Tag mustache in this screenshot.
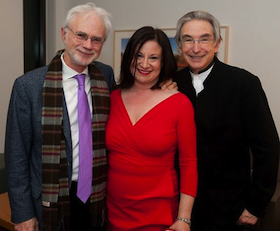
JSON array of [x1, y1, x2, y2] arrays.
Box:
[[77, 47, 95, 55]]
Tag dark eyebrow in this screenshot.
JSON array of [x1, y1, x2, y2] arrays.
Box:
[[182, 33, 212, 39], [200, 33, 212, 38], [181, 34, 192, 39]]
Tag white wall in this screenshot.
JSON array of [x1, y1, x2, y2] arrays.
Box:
[[0, 1, 23, 153], [0, 1, 278, 153], [46, 0, 280, 136]]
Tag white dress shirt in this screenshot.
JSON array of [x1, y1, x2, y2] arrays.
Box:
[[190, 65, 213, 95], [61, 53, 93, 181]]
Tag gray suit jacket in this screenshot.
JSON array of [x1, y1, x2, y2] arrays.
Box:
[[4, 61, 115, 225]]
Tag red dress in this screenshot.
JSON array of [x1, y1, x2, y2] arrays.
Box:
[[105, 89, 197, 231]]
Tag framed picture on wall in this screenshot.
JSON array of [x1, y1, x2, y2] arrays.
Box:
[[219, 26, 229, 64], [113, 26, 229, 81]]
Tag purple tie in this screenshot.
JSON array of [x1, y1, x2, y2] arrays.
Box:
[[74, 74, 92, 203]]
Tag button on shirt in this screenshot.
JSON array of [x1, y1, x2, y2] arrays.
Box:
[[61, 53, 93, 181]]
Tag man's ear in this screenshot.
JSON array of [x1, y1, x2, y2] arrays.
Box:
[[61, 27, 67, 43], [178, 46, 182, 54]]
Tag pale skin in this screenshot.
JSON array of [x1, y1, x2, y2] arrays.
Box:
[[169, 193, 194, 231], [179, 19, 258, 226], [122, 40, 194, 231], [61, 13, 106, 73], [178, 20, 221, 75], [14, 218, 39, 231], [237, 209, 258, 226]]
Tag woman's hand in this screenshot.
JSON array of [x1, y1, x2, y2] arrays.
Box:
[[169, 219, 191, 231]]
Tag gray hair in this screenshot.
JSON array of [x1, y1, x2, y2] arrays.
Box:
[[63, 2, 112, 40], [175, 11, 221, 47]]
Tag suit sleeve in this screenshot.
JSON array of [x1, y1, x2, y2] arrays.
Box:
[[5, 77, 37, 223], [242, 75, 279, 217]]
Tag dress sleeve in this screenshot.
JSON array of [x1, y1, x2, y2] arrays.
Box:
[[176, 94, 198, 197]]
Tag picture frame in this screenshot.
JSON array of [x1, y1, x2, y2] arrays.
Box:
[[219, 26, 229, 64], [113, 26, 229, 80]]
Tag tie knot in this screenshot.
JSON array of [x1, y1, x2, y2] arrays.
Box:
[[75, 74, 86, 87]]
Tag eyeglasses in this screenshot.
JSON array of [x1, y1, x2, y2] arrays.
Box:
[[66, 26, 105, 46], [181, 37, 213, 47]]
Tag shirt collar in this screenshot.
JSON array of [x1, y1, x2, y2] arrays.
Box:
[[60, 52, 88, 80], [190, 63, 214, 82]]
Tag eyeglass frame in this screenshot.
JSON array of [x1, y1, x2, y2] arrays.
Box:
[[181, 35, 213, 47], [65, 25, 105, 46]]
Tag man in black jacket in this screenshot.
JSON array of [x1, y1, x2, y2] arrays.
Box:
[[174, 11, 279, 231]]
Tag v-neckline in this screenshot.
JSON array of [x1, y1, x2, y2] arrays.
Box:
[[118, 90, 180, 127]]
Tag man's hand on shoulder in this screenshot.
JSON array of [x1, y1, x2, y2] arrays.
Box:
[[236, 209, 258, 226], [14, 217, 39, 231], [160, 78, 178, 90]]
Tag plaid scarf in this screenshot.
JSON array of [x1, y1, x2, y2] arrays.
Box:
[[41, 50, 110, 230]]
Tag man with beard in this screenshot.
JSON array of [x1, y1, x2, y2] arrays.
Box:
[[5, 3, 113, 231]]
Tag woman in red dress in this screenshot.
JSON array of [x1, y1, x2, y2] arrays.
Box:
[[105, 26, 197, 231]]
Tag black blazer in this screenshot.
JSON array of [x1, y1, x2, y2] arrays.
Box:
[[174, 58, 279, 225]]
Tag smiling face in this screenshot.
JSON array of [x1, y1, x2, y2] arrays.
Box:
[[61, 13, 106, 73], [178, 19, 220, 74], [130, 40, 162, 88]]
